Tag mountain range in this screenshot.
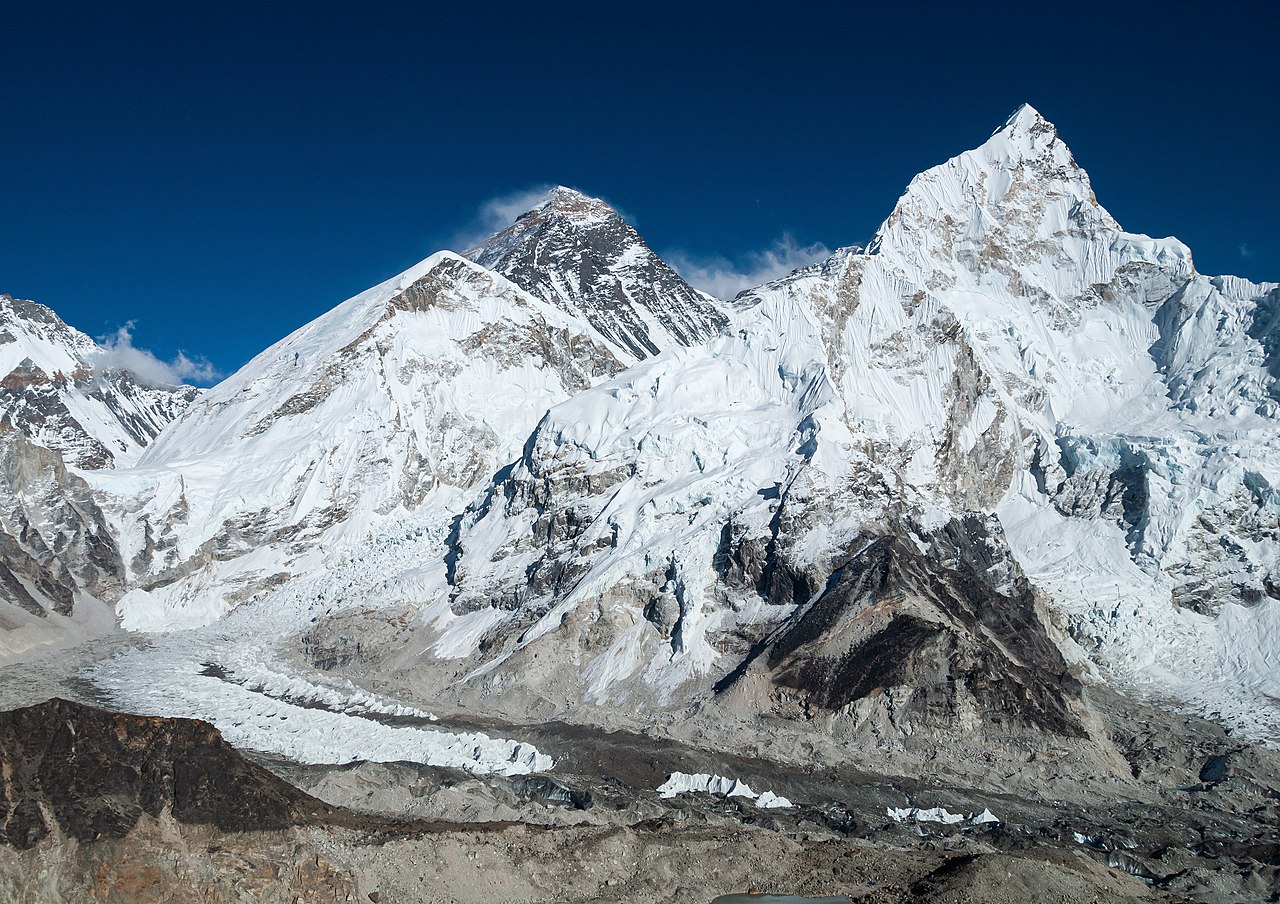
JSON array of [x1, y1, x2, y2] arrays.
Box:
[[2, 103, 1278, 794]]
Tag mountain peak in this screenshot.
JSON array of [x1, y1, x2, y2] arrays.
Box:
[[983, 102, 1064, 162], [0, 293, 197, 469], [501, 186, 618, 230], [996, 102, 1049, 133], [546, 185, 613, 212], [465, 188, 727, 361], [865, 102, 1195, 297]]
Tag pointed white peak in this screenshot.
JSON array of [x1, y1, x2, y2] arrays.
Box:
[[975, 102, 1077, 173], [866, 102, 1192, 295], [992, 103, 1057, 144]]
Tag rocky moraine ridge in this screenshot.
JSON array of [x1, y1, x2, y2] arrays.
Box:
[[0, 105, 1278, 902]]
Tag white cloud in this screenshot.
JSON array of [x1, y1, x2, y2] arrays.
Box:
[[665, 234, 832, 300], [1240, 242, 1256, 258], [449, 185, 556, 252], [91, 323, 220, 387]]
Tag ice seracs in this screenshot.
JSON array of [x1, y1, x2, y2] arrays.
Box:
[[657, 772, 792, 808], [887, 806, 999, 826]]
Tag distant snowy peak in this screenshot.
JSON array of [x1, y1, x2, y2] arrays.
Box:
[[465, 186, 728, 362], [0, 294, 198, 469]]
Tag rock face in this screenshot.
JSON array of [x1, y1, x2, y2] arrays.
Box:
[[0, 698, 333, 849], [0, 294, 198, 657], [752, 516, 1086, 738], [467, 186, 728, 361], [0, 698, 377, 904], [0, 425, 122, 621]]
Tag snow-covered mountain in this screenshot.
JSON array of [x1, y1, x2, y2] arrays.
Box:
[[95, 250, 636, 631], [5, 105, 1279, 772], [97, 189, 739, 633], [0, 295, 198, 470], [329, 105, 1280, 747], [0, 295, 198, 660]]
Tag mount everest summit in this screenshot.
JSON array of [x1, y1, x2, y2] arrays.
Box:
[[2, 104, 1279, 784]]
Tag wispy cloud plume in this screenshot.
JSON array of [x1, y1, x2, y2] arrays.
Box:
[[91, 323, 220, 387], [449, 185, 556, 252], [664, 235, 832, 300], [448, 185, 633, 253], [1239, 242, 1256, 258]]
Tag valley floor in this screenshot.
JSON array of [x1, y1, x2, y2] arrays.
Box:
[[0, 638, 1276, 904]]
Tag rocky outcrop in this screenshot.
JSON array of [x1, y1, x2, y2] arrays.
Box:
[[0, 698, 340, 850], [0, 424, 123, 620], [756, 516, 1085, 738]]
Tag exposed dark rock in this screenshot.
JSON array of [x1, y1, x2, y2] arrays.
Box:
[[0, 698, 340, 849], [761, 515, 1085, 738]]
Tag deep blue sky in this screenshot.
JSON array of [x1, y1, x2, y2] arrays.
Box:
[[2, 1, 1276, 381]]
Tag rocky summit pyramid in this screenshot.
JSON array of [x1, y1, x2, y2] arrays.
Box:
[[466, 186, 728, 360], [2, 104, 1280, 901]]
